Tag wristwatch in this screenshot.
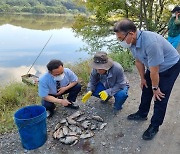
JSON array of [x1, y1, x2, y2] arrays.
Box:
[[152, 86, 158, 91]]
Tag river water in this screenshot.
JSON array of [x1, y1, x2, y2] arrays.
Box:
[[0, 14, 90, 84]]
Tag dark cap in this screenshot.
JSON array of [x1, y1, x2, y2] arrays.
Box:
[[171, 6, 180, 13], [91, 52, 113, 70]]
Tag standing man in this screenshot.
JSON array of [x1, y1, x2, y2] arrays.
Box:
[[167, 6, 180, 49], [114, 19, 180, 140], [82, 52, 129, 114], [38, 59, 81, 118]]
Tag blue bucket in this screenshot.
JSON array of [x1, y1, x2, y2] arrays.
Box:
[[14, 105, 47, 150]]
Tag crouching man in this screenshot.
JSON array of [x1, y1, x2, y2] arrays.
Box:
[[82, 52, 129, 115], [38, 59, 81, 118]]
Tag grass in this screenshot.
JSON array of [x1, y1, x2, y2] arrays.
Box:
[[0, 51, 134, 134], [0, 82, 40, 134]]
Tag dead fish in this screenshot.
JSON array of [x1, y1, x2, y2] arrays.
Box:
[[60, 136, 78, 145], [67, 131, 78, 136], [54, 122, 61, 130], [81, 120, 91, 129], [76, 116, 87, 122], [66, 117, 77, 125], [69, 125, 82, 135], [99, 123, 107, 130], [90, 124, 97, 130], [92, 115, 104, 122], [80, 130, 94, 139], [69, 111, 84, 119], [53, 128, 64, 139], [62, 125, 69, 135], [60, 118, 67, 124]]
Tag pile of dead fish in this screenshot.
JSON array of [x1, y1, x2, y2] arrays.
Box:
[[53, 110, 107, 146]]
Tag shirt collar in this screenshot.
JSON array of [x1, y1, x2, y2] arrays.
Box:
[[136, 30, 142, 48]]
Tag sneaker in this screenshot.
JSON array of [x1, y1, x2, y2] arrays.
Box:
[[65, 102, 79, 109], [142, 124, 159, 140], [127, 112, 147, 121], [46, 110, 54, 118]]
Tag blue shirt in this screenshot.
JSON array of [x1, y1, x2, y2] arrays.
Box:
[[38, 68, 78, 98], [130, 30, 180, 72]]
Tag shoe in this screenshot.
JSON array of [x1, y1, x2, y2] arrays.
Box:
[[46, 110, 54, 118], [127, 112, 147, 121], [142, 125, 159, 140], [65, 102, 79, 109]]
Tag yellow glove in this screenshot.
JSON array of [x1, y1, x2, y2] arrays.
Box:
[[82, 91, 92, 103], [99, 91, 108, 101]]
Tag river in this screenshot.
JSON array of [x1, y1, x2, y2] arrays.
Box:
[[0, 14, 90, 84]]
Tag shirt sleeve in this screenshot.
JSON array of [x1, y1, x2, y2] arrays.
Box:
[[87, 69, 100, 92], [66, 68, 78, 82], [38, 80, 49, 98], [146, 41, 164, 67], [105, 66, 127, 96]]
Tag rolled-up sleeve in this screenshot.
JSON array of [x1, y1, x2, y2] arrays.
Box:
[[66, 68, 78, 82], [38, 80, 49, 98], [146, 41, 164, 67]]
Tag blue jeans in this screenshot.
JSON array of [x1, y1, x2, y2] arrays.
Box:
[[138, 59, 180, 127], [168, 34, 180, 49], [41, 83, 81, 111], [92, 82, 129, 110]]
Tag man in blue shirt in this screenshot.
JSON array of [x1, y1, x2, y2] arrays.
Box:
[[38, 59, 81, 118], [114, 19, 180, 140]]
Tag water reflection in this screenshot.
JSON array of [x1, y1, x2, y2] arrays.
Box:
[[0, 14, 90, 84]]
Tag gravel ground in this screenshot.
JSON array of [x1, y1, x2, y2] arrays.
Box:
[[0, 69, 180, 154]]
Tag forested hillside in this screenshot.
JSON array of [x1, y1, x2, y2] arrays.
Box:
[[0, 0, 86, 14]]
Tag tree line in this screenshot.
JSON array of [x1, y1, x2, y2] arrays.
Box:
[[0, 0, 86, 14], [73, 0, 179, 54]]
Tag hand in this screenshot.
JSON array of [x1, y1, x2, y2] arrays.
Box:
[[57, 87, 67, 95], [176, 12, 180, 17], [82, 91, 92, 103], [99, 91, 108, 101], [153, 87, 165, 101], [60, 99, 71, 106], [140, 78, 148, 89]]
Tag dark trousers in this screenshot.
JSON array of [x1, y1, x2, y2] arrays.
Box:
[[138, 59, 180, 127], [41, 83, 81, 111]]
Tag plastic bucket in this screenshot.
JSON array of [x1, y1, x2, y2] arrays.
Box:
[[14, 105, 47, 150]]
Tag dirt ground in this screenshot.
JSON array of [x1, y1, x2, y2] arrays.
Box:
[[0, 69, 180, 154]]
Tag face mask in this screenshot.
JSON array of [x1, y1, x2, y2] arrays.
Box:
[[54, 73, 65, 81], [172, 13, 176, 17], [119, 40, 132, 48]]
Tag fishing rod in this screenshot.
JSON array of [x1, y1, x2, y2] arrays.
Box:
[[26, 34, 53, 75]]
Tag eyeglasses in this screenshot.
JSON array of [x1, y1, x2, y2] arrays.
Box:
[[118, 32, 129, 42]]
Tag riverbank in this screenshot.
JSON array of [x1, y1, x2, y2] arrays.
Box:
[[0, 69, 180, 154]]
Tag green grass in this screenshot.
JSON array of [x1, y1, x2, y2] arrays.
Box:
[[0, 82, 40, 134], [109, 50, 135, 72]]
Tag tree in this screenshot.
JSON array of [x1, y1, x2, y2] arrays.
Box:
[[73, 0, 179, 53]]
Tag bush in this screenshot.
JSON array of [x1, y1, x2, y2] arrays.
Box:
[[109, 50, 135, 72]]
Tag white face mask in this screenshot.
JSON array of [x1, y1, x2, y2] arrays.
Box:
[[54, 73, 65, 81], [172, 13, 176, 17], [119, 40, 132, 48]]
